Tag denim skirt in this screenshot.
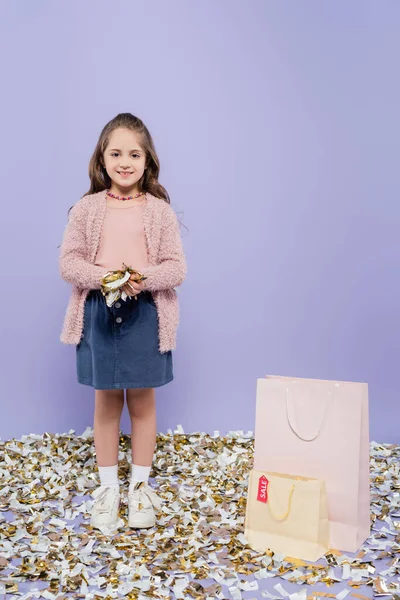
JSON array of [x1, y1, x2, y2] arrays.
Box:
[[76, 290, 173, 390]]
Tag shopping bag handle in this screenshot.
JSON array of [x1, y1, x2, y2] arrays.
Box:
[[268, 484, 295, 521], [285, 387, 332, 442]]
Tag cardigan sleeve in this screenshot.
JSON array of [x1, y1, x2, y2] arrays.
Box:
[[59, 199, 105, 290], [142, 204, 187, 292]]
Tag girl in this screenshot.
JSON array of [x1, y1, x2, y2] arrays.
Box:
[[59, 113, 187, 531]]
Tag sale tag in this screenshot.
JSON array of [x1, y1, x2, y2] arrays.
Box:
[[257, 475, 269, 503]]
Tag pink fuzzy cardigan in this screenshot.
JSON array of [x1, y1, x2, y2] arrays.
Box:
[[59, 190, 187, 352]]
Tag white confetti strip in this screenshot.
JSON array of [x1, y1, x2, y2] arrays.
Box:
[[0, 430, 398, 598]]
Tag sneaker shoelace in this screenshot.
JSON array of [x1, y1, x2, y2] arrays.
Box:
[[93, 487, 117, 514], [129, 483, 161, 511]]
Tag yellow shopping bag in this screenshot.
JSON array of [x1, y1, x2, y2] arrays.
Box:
[[244, 470, 329, 562]]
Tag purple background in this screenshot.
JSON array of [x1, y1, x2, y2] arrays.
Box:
[[0, 1, 399, 443]]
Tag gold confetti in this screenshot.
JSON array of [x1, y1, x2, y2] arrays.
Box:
[[101, 264, 147, 306], [0, 430, 399, 598], [325, 553, 338, 566]]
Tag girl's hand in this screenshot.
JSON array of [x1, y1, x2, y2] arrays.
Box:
[[123, 277, 145, 297]]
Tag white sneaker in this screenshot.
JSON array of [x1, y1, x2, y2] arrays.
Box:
[[90, 486, 120, 530], [128, 482, 162, 529]]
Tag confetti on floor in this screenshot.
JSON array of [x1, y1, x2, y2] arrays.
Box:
[[0, 425, 400, 599]]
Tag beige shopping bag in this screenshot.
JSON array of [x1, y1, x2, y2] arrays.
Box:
[[254, 375, 370, 552], [245, 470, 329, 562]]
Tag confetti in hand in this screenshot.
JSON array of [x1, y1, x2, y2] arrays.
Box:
[[101, 263, 147, 307]]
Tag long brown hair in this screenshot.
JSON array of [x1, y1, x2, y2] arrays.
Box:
[[83, 113, 170, 203]]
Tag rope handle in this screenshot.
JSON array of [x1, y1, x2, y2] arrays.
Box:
[[267, 484, 295, 521], [285, 386, 333, 442]]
